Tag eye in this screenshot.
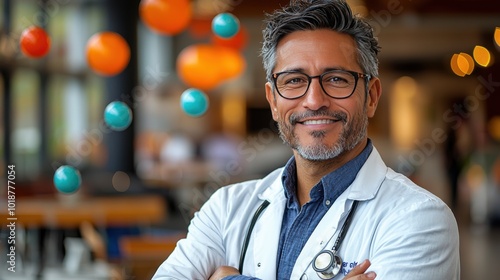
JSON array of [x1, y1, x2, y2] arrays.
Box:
[[283, 75, 307, 85], [324, 75, 347, 84], [322, 72, 352, 87]]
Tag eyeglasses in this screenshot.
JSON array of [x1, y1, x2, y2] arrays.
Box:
[[272, 69, 371, 100]]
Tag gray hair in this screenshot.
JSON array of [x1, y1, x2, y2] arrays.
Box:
[[261, 0, 380, 82]]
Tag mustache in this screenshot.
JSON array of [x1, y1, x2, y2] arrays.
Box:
[[289, 109, 347, 125]]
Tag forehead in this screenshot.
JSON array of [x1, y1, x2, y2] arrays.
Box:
[[274, 29, 359, 72]]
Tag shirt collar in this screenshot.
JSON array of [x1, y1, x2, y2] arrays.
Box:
[[281, 139, 373, 209]]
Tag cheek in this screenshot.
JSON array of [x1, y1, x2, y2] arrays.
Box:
[[276, 111, 288, 124], [348, 94, 366, 114], [275, 102, 296, 122]]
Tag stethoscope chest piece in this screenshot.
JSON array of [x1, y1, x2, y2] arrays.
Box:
[[311, 200, 359, 279], [312, 250, 342, 279]]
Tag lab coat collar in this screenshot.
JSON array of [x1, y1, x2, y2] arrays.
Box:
[[258, 146, 386, 203], [345, 146, 387, 201]]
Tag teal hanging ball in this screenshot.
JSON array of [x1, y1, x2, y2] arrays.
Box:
[[180, 88, 209, 117], [212, 13, 240, 39], [53, 165, 82, 194], [104, 101, 132, 131]]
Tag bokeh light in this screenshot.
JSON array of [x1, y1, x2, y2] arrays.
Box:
[[450, 54, 466, 77], [473, 45, 492, 67], [488, 116, 500, 141], [494, 27, 500, 48], [451, 53, 475, 77], [458, 52, 474, 75], [390, 76, 420, 150], [465, 164, 486, 190], [112, 171, 130, 192]]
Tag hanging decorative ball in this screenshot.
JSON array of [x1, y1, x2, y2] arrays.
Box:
[[104, 101, 133, 131], [180, 88, 209, 117]]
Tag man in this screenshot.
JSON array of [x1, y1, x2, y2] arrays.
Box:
[[153, 0, 460, 279]]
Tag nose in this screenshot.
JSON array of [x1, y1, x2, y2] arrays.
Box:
[[302, 77, 329, 111]]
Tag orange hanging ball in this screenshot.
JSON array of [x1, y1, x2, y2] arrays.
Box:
[[215, 46, 246, 81], [20, 26, 51, 58], [212, 25, 248, 51], [140, 0, 192, 35], [86, 32, 130, 76], [177, 44, 223, 91]]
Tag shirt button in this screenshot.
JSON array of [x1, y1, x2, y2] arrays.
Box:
[[257, 263, 261, 267], [325, 200, 331, 206], [301, 274, 308, 280]]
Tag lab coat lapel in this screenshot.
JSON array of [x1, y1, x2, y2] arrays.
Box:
[[252, 176, 286, 278]]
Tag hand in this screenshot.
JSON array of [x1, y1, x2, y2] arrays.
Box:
[[209, 266, 240, 280], [344, 259, 376, 279]]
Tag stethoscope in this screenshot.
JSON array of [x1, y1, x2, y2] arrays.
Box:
[[238, 199, 359, 279], [312, 200, 359, 279]]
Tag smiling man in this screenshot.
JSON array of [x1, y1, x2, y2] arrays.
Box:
[[152, 1, 460, 280]]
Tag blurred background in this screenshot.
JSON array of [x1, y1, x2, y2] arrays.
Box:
[[0, 0, 499, 279]]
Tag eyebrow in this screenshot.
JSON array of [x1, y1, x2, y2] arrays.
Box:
[[275, 66, 351, 74]]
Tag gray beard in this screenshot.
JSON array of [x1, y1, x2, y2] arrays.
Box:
[[277, 109, 368, 161]]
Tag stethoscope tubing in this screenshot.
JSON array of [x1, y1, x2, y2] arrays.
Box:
[[238, 200, 270, 273]]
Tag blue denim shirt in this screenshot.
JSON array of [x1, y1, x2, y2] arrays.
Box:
[[225, 140, 373, 280]]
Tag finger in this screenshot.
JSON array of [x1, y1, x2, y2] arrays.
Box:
[[345, 259, 371, 277]]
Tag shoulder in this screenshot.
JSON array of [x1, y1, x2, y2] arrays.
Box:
[[368, 167, 458, 236], [352, 164, 459, 237], [361, 169, 460, 279], [382, 168, 449, 209]]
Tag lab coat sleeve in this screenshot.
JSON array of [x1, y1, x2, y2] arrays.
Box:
[[152, 188, 228, 279], [368, 197, 460, 279]]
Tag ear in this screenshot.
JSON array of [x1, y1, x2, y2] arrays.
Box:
[[366, 77, 382, 118], [265, 82, 279, 121]]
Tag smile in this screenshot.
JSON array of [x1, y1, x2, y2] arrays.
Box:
[[301, 119, 336, 125]]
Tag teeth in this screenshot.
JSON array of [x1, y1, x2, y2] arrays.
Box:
[[302, 119, 334, 125]]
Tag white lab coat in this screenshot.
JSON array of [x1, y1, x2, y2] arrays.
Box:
[[153, 148, 460, 280]]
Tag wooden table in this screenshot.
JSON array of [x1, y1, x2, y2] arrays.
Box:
[[0, 194, 167, 228]]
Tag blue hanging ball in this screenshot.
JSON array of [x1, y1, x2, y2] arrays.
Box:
[[180, 88, 209, 117], [53, 165, 82, 194], [212, 13, 240, 39], [104, 101, 132, 131]]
